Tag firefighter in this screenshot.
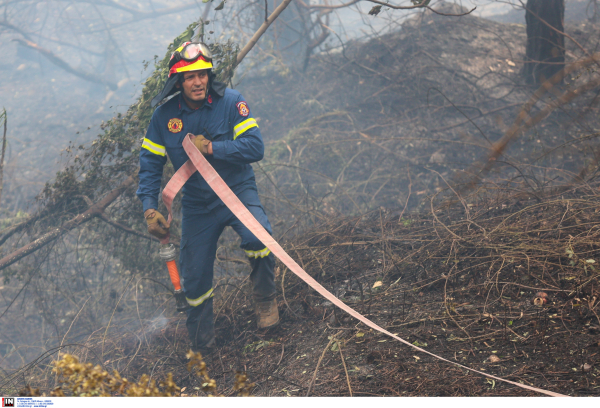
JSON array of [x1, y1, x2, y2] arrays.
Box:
[[136, 42, 279, 353]]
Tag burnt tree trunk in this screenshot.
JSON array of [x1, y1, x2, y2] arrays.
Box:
[[523, 0, 565, 85], [590, 0, 599, 22]]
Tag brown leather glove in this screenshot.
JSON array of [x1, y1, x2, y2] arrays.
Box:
[[193, 134, 212, 155], [144, 209, 170, 239]]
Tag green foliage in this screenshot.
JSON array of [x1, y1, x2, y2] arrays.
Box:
[[400, 217, 413, 227], [33, 22, 239, 281], [212, 40, 239, 84], [368, 5, 382, 16], [214, 1, 225, 11]]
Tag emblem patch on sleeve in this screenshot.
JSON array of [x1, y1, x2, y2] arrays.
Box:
[[167, 118, 183, 133], [236, 101, 250, 117]]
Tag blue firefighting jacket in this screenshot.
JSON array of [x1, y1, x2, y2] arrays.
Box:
[[136, 89, 263, 215]]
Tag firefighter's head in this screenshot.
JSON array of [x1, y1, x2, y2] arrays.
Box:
[[151, 42, 214, 107]]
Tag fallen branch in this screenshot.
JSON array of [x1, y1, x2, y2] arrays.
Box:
[[0, 175, 136, 271]]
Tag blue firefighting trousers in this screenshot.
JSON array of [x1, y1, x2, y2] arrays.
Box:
[[179, 188, 276, 349]]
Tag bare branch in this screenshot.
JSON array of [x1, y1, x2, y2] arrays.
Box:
[[0, 109, 6, 207], [235, 0, 295, 67], [0, 20, 33, 41], [0, 20, 105, 57], [90, 2, 200, 31], [97, 212, 159, 243], [303, 14, 330, 71], [457, 52, 600, 196], [12, 39, 118, 89], [296, 0, 361, 10], [365, 0, 476, 16], [1, 0, 198, 19]]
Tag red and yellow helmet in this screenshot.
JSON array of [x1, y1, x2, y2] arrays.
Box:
[[168, 42, 213, 78]]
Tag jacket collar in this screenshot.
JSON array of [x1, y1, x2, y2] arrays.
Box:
[[178, 92, 214, 113]]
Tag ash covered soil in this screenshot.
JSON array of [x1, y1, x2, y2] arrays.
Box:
[[46, 188, 600, 397], [4, 4, 600, 397]]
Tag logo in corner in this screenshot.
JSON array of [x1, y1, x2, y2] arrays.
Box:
[[2, 397, 14, 407], [207, 94, 213, 104], [167, 118, 183, 133], [236, 101, 250, 117]]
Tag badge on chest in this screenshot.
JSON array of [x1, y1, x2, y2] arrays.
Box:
[[168, 118, 183, 133]]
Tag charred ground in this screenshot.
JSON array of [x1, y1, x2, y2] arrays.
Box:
[[8, 185, 600, 397]]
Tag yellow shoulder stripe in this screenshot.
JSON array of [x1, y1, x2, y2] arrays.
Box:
[[142, 138, 166, 156], [233, 118, 258, 140]]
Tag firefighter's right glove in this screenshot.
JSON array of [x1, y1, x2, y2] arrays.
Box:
[[193, 134, 212, 155], [144, 209, 170, 240]]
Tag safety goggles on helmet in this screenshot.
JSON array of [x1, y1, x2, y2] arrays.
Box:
[[168, 42, 214, 77], [178, 42, 212, 62]]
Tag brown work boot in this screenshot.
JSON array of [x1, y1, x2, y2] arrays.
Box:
[[255, 298, 279, 329]]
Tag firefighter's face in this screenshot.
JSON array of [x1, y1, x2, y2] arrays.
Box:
[[179, 70, 209, 105]]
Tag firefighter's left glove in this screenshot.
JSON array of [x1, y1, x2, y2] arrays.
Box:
[[144, 209, 170, 240], [193, 134, 212, 155]]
